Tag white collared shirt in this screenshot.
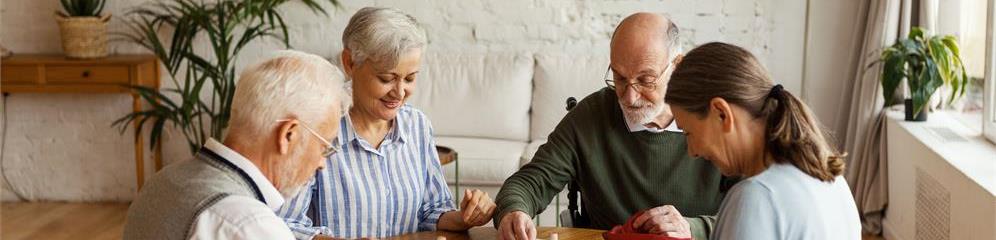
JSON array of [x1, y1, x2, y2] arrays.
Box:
[[626, 118, 682, 133], [188, 139, 295, 240]]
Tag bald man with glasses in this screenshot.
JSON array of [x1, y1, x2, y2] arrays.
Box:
[[494, 13, 733, 240]]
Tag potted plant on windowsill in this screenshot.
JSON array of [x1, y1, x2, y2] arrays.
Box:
[[56, 0, 110, 58], [879, 27, 969, 121]]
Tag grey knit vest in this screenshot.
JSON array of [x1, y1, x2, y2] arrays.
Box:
[[123, 148, 265, 240]]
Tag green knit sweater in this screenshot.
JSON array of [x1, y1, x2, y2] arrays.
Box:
[[494, 87, 728, 240]]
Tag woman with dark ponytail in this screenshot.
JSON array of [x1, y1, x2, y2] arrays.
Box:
[[665, 42, 859, 239]]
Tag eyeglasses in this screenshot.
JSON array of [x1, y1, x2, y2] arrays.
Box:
[[276, 119, 339, 158], [604, 61, 672, 93]]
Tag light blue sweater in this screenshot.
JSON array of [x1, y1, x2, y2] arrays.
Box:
[[711, 163, 861, 240]]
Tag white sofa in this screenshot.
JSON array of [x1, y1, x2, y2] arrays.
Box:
[[406, 52, 611, 226]]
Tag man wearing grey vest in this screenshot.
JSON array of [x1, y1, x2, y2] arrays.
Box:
[[123, 50, 352, 240]]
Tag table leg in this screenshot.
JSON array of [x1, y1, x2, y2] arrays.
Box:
[[556, 195, 561, 227], [132, 94, 144, 192], [454, 156, 460, 201]]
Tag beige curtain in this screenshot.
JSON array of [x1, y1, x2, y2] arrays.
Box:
[[836, 0, 935, 235]]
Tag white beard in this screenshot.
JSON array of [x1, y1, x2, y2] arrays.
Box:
[[620, 97, 666, 128], [277, 142, 311, 199]]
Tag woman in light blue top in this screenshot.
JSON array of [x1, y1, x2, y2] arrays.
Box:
[[277, 7, 496, 240], [664, 42, 861, 240]]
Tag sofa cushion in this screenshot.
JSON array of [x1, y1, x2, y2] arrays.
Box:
[[409, 52, 534, 142], [435, 136, 528, 186], [521, 139, 546, 166], [531, 53, 610, 141]]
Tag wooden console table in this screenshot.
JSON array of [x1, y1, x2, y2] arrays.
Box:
[[1, 54, 163, 191]]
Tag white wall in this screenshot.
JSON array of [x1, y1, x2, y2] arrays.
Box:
[[0, 0, 806, 202]]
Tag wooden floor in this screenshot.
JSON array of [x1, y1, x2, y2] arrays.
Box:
[[1, 202, 888, 240], [2, 202, 129, 240]]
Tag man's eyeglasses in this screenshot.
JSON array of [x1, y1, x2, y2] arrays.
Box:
[[276, 119, 339, 158], [604, 61, 672, 93]]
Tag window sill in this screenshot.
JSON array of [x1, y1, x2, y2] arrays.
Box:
[[886, 110, 996, 196]]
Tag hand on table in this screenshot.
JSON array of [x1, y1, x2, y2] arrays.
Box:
[[630, 205, 691, 238], [497, 211, 536, 240], [459, 189, 497, 227]]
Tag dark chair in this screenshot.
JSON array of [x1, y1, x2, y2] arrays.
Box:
[[558, 97, 589, 228]]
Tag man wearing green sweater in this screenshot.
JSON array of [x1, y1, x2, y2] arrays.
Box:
[[494, 13, 729, 240]]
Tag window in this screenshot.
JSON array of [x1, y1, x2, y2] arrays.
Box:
[[938, 0, 995, 143]]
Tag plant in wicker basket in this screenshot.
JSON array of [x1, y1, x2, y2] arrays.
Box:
[[56, 0, 111, 58]]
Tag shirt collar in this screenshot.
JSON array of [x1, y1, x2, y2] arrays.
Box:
[[342, 109, 409, 146], [204, 138, 285, 210], [625, 118, 682, 133]]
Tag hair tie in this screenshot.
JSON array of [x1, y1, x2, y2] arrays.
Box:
[[768, 84, 784, 99]]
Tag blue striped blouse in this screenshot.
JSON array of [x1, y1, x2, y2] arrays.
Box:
[[276, 105, 456, 239]]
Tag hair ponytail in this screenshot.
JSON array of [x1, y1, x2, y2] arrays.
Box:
[[666, 42, 845, 182], [763, 87, 845, 182]]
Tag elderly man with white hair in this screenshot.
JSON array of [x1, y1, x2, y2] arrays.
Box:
[[123, 50, 350, 240], [278, 7, 496, 240], [494, 13, 734, 240]]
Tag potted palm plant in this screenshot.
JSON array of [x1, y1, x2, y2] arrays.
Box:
[[56, 0, 110, 58], [880, 27, 969, 121], [113, 0, 339, 154]]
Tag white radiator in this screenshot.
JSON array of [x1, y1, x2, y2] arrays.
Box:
[[884, 112, 996, 240]]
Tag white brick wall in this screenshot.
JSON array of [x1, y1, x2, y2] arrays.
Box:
[[0, 0, 805, 201]]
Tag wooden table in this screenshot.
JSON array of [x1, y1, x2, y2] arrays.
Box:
[[0, 54, 163, 191], [384, 227, 605, 240]]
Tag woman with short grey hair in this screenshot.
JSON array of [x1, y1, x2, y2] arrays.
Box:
[[277, 7, 496, 239]]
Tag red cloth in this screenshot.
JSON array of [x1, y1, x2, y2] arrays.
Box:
[[602, 210, 692, 240]]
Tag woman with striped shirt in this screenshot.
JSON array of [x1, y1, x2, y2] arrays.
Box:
[[277, 7, 497, 240]]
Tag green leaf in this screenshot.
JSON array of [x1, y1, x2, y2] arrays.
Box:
[[909, 27, 924, 41], [927, 36, 952, 87], [150, 118, 166, 151], [881, 45, 906, 106], [911, 57, 944, 116], [59, 0, 72, 16], [941, 36, 961, 57]]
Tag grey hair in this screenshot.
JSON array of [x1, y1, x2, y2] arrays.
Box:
[[342, 7, 427, 68], [229, 50, 352, 138], [665, 20, 682, 61]]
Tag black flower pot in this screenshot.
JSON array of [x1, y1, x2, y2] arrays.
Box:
[[904, 99, 928, 121]]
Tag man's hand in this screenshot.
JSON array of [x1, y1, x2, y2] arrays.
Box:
[[631, 205, 691, 238], [459, 189, 497, 227], [497, 211, 536, 240]]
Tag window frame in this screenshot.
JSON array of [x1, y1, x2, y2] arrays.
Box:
[[984, 0, 996, 143]]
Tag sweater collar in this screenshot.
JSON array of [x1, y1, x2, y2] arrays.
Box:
[[203, 138, 285, 210]]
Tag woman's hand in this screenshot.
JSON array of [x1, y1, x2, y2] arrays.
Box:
[[459, 189, 497, 227], [437, 189, 497, 231]]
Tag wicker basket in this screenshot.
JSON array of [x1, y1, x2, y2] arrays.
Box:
[[56, 14, 110, 59]]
